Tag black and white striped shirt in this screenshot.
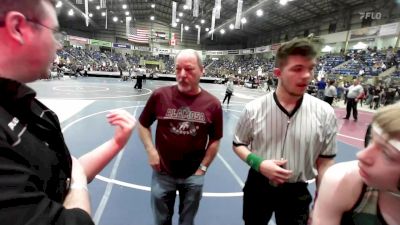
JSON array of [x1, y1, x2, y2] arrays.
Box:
[[233, 92, 337, 182]]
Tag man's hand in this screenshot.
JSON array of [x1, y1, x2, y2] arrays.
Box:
[[147, 148, 161, 171], [107, 109, 136, 148], [259, 159, 293, 184]]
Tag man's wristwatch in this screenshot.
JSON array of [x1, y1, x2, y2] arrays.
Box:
[[199, 164, 208, 172]]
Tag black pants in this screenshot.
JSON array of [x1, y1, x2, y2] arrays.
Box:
[[223, 91, 232, 104], [323, 96, 334, 105], [243, 169, 311, 225], [345, 98, 358, 120]]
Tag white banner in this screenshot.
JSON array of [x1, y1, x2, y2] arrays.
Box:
[[379, 22, 399, 37], [193, 0, 199, 17], [215, 0, 221, 19], [235, 0, 242, 29], [206, 50, 225, 55], [255, 45, 270, 53], [100, 0, 106, 9], [211, 8, 216, 40], [197, 26, 201, 45], [85, 0, 89, 26], [181, 23, 183, 42], [172, 1, 177, 25], [186, 0, 192, 10]]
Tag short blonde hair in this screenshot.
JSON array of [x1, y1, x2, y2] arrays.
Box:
[[373, 103, 400, 139]]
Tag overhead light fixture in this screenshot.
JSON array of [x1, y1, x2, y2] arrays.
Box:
[[183, 5, 188, 10], [151, 4, 155, 8], [184, 25, 189, 31], [122, 4, 127, 9], [150, 16, 155, 20], [176, 18, 180, 22], [113, 16, 118, 22], [89, 13, 93, 17], [280, 0, 288, 5], [101, 12, 106, 16], [229, 24, 234, 29], [96, 5, 100, 10], [178, 12, 183, 17], [205, 27, 210, 32], [68, 9, 74, 16], [195, 24, 199, 28], [256, 9, 263, 16], [241, 17, 247, 24], [56, 1, 62, 8], [125, 11, 129, 16], [172, 22, 177, 27], [220, 29, 225, 34], [200, 19, 205, 24]]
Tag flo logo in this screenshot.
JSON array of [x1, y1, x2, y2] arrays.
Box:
[[359, 12, 382, 20]]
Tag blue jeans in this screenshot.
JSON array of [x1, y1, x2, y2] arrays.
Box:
[[151, 171, 204, 225]]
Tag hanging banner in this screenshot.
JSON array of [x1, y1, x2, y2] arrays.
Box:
[[100, 0, 106, 8], [379, 22, 399, 37], [68, 35, 89, 45], [90, 39, 112, 47], [172, 1, 177, 25], [85, 0, 89, 26], [186, 0, 192, 10], [181, 23, 183, 42], [211, 8, 216, 40], [235, 0, 243, 29], [350, 26, 380, 40], [197, 26, 201, 45], [193, 0, 199, 17], [215, 0, 221, 19], [113, 43, 131, 49]]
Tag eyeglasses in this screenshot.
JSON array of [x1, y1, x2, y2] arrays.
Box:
[[0, 18, 66, 44]]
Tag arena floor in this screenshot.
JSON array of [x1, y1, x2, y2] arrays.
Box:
[[28, 77, 372, 225]]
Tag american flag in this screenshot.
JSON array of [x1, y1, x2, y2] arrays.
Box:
[[128, 28, 149, 44]]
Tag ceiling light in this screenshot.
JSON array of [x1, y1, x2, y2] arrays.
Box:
[[176, 18, 180, 22], [125, 11, 130, 16], [241, 17, 247, 24], [220, 29, 225, 34], [172, 22, 177, 27], [96, 5, 100, 10], [178, 12, 183, 17], [101, 12, 106, 16], [150, 16, 155, 20], [256, 9, 263, 17], [89, 13, 93, 17], [205, 27, 210, 32], [68, 9, 74, 16], [184, 26, 189, 31], [195, 24, 199, 28], [113, 16, 118, 22], [280, 0, 288, 5], [122, 4, 127, 9], [151, 4, 155, 8], [56, 1, 62, 8], [229, 24, 234, 29], [200, 19, 205, 24], [183, 5, 188, 10]]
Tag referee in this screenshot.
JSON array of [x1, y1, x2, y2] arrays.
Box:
[[233, 38, 338, 225]]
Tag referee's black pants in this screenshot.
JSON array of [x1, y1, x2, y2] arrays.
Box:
[[243, 169, 311, 225], [345, 98, 358, 120]]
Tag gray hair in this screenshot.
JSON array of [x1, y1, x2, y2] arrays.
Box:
[[176, 49, 203, 69]]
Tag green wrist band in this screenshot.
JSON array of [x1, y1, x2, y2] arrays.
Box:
[[246, 153, 263, 172]]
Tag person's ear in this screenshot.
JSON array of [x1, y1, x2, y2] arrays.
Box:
[[5, 12, 28, 45], [273, 68, 281, 77]]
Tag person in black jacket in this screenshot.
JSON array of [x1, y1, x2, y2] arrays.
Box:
[[0, 1, 136, 224]]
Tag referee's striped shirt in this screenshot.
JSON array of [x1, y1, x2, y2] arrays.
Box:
[[233, 92, 337, 183]]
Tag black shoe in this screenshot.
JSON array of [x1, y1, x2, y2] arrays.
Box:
[[354, 118, 358, 122], [342, 117, 349, 120]]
